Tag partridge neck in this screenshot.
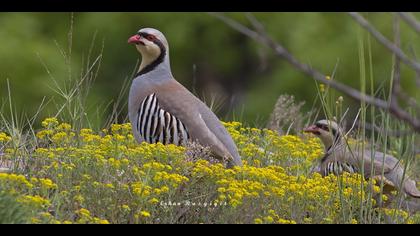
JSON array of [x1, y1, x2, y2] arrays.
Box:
[[134, 59, 173, 85], [137, 51, 169, 76], [325, 136, 345, 153], [321, 138, 344, 164]]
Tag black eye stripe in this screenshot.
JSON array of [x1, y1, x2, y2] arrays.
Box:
[[316, 123, 328, 130], [315, 123, 336, 133], [137, 32, 157, 41], [137, 32, 147, 37]]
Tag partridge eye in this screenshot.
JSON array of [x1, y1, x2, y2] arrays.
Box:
[[316, 123, 329, 131], [146, 35, 155, 41]]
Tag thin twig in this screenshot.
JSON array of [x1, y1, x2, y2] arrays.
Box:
[[346, 108, 361, 137], [339, 107, 350, 124]]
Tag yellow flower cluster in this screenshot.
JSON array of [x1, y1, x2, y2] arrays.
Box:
[[75, 208, 110, 224], [193, 159, 379, 222], [223, 122, 322, 174], [254, 209, 297, 224], [0, 117, 416, 224], [18, 195, 51, 209], [41, 117, 59, 128], [0, 132, 12, 142], [0, 173, 34, 189]]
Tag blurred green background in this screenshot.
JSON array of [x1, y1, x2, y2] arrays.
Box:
[[0, 12, 419, 128]]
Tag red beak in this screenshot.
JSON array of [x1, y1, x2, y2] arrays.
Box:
[[303, 125, 320, 134], [128, 34, 142, 44]]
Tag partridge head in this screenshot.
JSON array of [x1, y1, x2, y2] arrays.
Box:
[[128, 28, 170, 75], [303, 119, 343, 151]]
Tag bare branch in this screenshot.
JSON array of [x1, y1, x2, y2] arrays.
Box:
[[208, 13, 265, 44], [348, 12, 420, 75], [397, 12, 420, 35], [389, 16, 420, 114], [211, 12, 420, 132], [212, 13, 389, 109]]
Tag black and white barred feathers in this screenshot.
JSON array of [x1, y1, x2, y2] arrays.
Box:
[[136, 93, 190, 145], [323, 161, 358, 176]]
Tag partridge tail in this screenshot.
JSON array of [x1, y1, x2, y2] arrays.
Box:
[[404, 179, 420, 198]]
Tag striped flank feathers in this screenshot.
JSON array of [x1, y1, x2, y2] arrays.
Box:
[[136, 93, 190, 146]]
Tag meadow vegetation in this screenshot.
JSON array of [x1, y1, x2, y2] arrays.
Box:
[[1, 12, 420, 224], [0, 117, 419, 223]]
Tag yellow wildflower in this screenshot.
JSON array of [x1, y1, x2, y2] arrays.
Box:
[[41, 117, 59, 128], [0, 132, 12, 142], [140, 211, 151, 218]]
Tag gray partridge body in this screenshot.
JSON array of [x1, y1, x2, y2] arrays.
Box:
[[304, 120, 420, 198], [127, 28, 242, 167]]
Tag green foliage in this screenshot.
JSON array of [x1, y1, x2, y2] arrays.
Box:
[[0, 190, 30, 224]]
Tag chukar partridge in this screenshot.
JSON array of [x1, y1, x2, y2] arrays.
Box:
[[304, 119, 420, 198], [127, 28, 242, 167]]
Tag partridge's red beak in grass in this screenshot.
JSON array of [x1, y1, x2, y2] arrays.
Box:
[[303, 125, 320, 135]]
